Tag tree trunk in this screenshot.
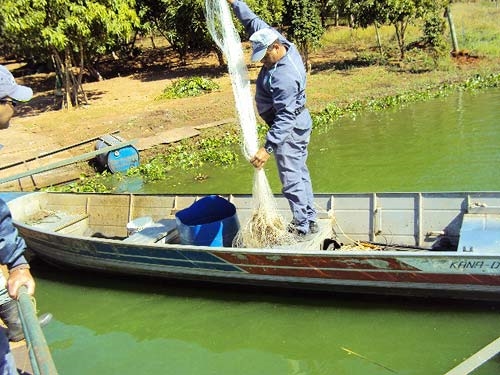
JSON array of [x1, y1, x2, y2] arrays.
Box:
[[87, 66, 104, 81], [299, 43, 312, 74], [150, 33, 156, 49], [304, 47, 311, 74], [77, 46, 88, 105], [394, 20, 408, 59], [215, 49, 225, 67], [51, 48, 87, 109], [444, 5, 459, 54], [374, 23, 383, 56], [64, 49, 73, 109], [51, 53, 64, 109]]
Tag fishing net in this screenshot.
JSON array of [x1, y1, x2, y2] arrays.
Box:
[[205, 0, 296, 248]]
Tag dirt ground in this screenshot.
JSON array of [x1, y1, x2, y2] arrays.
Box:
[[0, 47, 247, 189], [4, 48, 237, 148]]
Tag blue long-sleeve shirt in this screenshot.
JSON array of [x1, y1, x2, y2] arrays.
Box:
[[231, 0, 311, 147], [0, 198, 28, 269]]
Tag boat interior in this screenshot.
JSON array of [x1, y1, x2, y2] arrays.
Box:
[[8, 191, 500, 253]]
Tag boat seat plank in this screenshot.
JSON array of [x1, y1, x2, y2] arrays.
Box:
[[30, 212, 89, 232], [123, 219, 177, 244]]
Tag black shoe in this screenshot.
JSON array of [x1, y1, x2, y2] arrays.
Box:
[[288, 221, 315, 240], [38, 312, 53, 327], [309, 221, 319, 234], [287, 221, 299, 234], [296, 230, 312, 242]]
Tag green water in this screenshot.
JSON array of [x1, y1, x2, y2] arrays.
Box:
[[34, 88, 500, 374], [35, 267, 500, 375], [137, 88, 500, 194]]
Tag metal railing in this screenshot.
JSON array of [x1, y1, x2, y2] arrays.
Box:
[[17, 286, 58, 375]]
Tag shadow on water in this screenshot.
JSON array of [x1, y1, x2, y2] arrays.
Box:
[[29, 256, 500, 314]]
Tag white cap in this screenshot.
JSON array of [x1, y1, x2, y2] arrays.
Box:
[[0, 65, 33, 102], [249, 28, 279, 62]]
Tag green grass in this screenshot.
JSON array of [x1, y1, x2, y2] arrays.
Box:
[[453, 1, 500, 57], [321, 23, 421, 54], [307, 1, 500, 111]]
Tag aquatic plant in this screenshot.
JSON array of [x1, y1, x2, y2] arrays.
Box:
[[156, 76, 220, 99], [312, 72, 500, 128]]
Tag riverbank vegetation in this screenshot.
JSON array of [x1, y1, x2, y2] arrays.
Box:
[[53, 68, 500, 193], [2, 0, 496, 107]]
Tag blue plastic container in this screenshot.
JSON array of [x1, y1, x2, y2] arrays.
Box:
[[175, 195, 240, 247], [95, 134, 140, 173]]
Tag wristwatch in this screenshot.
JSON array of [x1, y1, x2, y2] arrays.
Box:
[[264, 142, 275, 154]]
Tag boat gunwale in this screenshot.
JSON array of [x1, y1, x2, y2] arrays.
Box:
[[14, 220, 500, 260]]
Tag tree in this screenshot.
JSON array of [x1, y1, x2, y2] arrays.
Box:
[[383, 0, 444, 59], [316, 0, 353, 27], [282, 0, 324, 72], [245, 0, 284, 27], [0, 0, 139, 108], [138, 0, 207, 65], [316, 0, 336, 27], [347, 0, 447, 59]]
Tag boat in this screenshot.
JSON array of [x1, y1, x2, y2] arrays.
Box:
[[2, 191, 500, 301]]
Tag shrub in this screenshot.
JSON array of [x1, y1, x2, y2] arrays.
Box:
[[157, 77, 220, 99]]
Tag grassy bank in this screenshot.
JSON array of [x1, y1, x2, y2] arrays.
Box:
[[51, 1, 500, 192], [308, 1, 500, 109]]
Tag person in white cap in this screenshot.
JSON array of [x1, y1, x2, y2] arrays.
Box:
[[227, 0, 318, 238], [0, 65, 33, 129], [0, 65, 37, 374]]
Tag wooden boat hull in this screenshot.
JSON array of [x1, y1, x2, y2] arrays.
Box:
[[4, 191, 500, 301]]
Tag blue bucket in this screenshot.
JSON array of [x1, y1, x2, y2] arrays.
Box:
[[175, 195, 240, 247]]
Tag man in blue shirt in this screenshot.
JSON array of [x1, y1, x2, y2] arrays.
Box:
[[227, 0, 318, 237], [0, 64, 36, 374]]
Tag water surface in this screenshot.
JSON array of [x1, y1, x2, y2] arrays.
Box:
[[135, 88, 500, 195]]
